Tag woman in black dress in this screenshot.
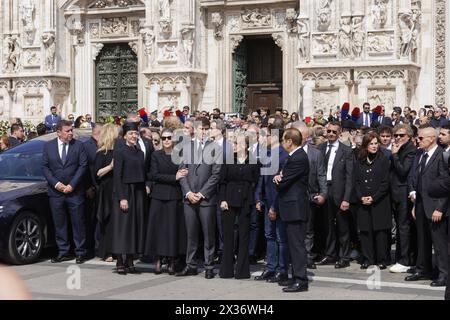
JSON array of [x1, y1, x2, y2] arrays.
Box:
[[145, 129, 188, 275], [353, 132, 392, 270], [110, 122, 146, 275], [219, 136, 260, 279], [95, 124, 118, 261]]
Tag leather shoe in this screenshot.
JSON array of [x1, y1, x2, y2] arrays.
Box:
[[254, 270, 275, 281], [76, 256, 86, 264], [282, 281, 309, 293], [360, 263, 370, 270], [267, 273, 288, 283], [405, 273, 431, 281], [278, 278, 295, 287], [378, 264, 387, 270], [175, 266, 198, 277], [430, 279, 447, 287], [205, 269, 215, 279], [51, 254, 73, 263], [335, 260, 350, 269], [316, 257, 336, 266], [307, 262, 317, 269]]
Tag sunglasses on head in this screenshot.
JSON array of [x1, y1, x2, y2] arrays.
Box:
[[161, 136, 172, 141], [394, 134, 406, 138], [327, 130, 338, 134]]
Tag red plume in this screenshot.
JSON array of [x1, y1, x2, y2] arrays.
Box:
[[163, 110, 171, 118], [342, 102, 350, 110], [175, 110, 182, 117], [373, 105, 382, 115]]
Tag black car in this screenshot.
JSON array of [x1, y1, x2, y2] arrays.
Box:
[[0, 130, 91, 265]]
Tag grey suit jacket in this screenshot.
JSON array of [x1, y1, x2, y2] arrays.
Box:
[[179, 140, 223, 207], [305, 145, 328, 200]]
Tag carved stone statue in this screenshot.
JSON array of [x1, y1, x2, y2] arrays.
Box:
[[352, 17, 365, 58], [297, 19, 310, 62], [211, 12, 224, 39], [20, 0, 36, 45], [141, 28, 155, 57], [3, 35, 21, 73], [339, 17, 352, 58], [181, 28, 194, 66], [399, 7, 421, 57], [285, 8, 298, 33], [42, 32, 56, 72], [316, 0, 333, 32], [241, 8, 272, 28], [159, 0, 171, 20], [371, 0, 388, 28]]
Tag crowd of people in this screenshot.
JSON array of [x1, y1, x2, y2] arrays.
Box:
[[0, 103, 449, 297]]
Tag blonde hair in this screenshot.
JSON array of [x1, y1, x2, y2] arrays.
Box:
[[97, 123, 119, 154], [163, 116, 183, 131]]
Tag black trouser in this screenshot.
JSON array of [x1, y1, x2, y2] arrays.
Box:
[[360, 229, 389, 265], [415, 197, 448, 280], [392, 198, 414, 266], [446, 219, 450, 300], [220, 206, 250, 279], [306, 202, 320, 261], [286, 220, 308, 282], [324, 193, 351, 261]]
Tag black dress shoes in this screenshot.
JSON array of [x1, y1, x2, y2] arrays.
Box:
[[360, 263, 370, 270], [307, 262, 317, 269], [378, 264, 387, 270], [282, 281, 309, 293], [335, 260, 350, 269], [278, 278, 295, 287], [51, 254, 73, 263], [254, 270, 275, 281], [76, 256, 86, 264], [175, 266, 198, 277], [205, 269, 215, 279], [316, 257, 336, 266], [430, 278, 447, 287], [405, 273, 431, 281], [267, 273, 288, 283]]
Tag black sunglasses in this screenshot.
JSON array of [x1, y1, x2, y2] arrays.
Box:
[[161, 136, 172, 141], [394, 134, 407, 138], [327, 130, 338, 134]]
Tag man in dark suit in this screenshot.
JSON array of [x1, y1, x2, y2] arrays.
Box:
[[389, 124, 417, 273], [317, 121, 354, 268], [295, 124, 327, 269], [83, 123, 102, 257], [42, 120, 88, 264], [431, 108, 449, 128], [177, 118, 222, 279], [356, 102, 373, 127], [8, 123, 24, 148], [44, 106, 61, 133], [406, 125, 449, 287], [375, 106, 393, 127], [272, 128, 310, 292]]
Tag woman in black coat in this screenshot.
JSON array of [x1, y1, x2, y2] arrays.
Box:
[[219, 136, 260, 279], [144, 129, 188, 275], [354, 131, 392, 270], [110, 122, 147, 275]]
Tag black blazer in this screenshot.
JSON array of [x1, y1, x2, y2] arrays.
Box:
[[219, 158, 260, 208], [149, 150, 182, 201], [408, 146, 449, 218], [275, 148, 310, 222], [389, 141, 417, 199], [354, 154, 392, 231], [319, 142, 354, 206], [83, 137, 98, 189], [42, 138, 88, 198]]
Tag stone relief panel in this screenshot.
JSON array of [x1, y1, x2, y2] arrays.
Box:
[[367, 31, 394, 55], [368, 88, 396, 111], [22, 48, 40, 68], [91, 0, 141, 8], [227, 15, 240, 33], [368, 0, 390, 29], [274, 10, 286, 30], [101, 17, 128, 37], [312, 33, 338, 56], [315, 0, 335, 32], [241, 8, 272, 29], [435, 0, 446, 107], [24, 95, 44, 117], [157, 42, 178, 63], [90, 23, 100, 39], [313, 90, 340, 111], [158, 93, 180, 109]]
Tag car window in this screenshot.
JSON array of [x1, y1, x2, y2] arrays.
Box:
[[0, 141, 45, 181]]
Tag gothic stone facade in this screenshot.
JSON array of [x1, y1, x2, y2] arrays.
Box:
[[0, 0, 448, 122]]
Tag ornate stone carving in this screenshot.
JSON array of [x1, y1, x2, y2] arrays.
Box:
[[42, 32, 56, 72], [241, 9, 272, 28], [158, 43, 178, 62], [338, 17, 352, 58], [356, 69, 405, 81], [211, 12, 224, 39], [128, 41, 138, 55], [181, 27, 194, 66], [435, 0, 446, 107], [227, 16, 240, 33], [313, 90, 339, 111], [20, 0, 36, 45], [316, 0, 333, 32], [398, 5, 421, 58], [368, 88, 396, 111], [159, 0, 172, 20], [92, 43, 104, 60], [272, 34, 284, 51], [230, 35, 243, 53], [69, 18, 85, 45], [24, 95, 44, 117], [303, 71, 348, 81], [101, 17, 128, 37], [23, 48, 40, 67], [312, 34, 338, 55], [367, 32, 394, 54], [159, 20, 172, 39], [285, 8, 298, 33], [90, 23, 100, 39], [92, 0, 139, 8], [352, 17, 365, 58], [3, 35, 22, 73], [297, 19, 310, 62], [370, 0, 388, 29], [130, 20, 141, 37], [141, 26, 155, 57]]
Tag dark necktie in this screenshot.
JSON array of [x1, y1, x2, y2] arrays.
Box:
[[324, 143, 333, 166], [417, 152, 428, 193], [61, 143, 67, 165]]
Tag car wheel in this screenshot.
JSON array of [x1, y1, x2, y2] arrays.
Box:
[[6, 211, 45, 265]]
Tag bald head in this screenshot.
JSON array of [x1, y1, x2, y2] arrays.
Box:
[[418, 126, 438, 151]]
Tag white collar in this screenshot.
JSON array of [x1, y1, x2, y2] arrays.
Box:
[[58, 138, 67, 146], [302, 144, 308, 154], [289, 146, 302, 156], [424, 144, 439, 158], [328, 140, 339, 148]]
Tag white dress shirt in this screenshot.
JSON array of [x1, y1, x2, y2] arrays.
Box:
[[289, 146, 303, 157], [302, 144, 309, 155], [137, 137, 146, 159], [409, 144, 439, 198], [57, 138, 69, 160], [326, 140, 340, 181]]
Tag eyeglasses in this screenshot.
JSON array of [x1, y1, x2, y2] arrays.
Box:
[[418, 136, 434, 141], [394, 134, 407, 138], [327, 130, 338, 134], [161, 136, 172, 141]]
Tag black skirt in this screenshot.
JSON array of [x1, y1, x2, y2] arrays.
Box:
[[144, 198, 186, 257], [96, 175, 114, 259], [108, 183, 146, 255]]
